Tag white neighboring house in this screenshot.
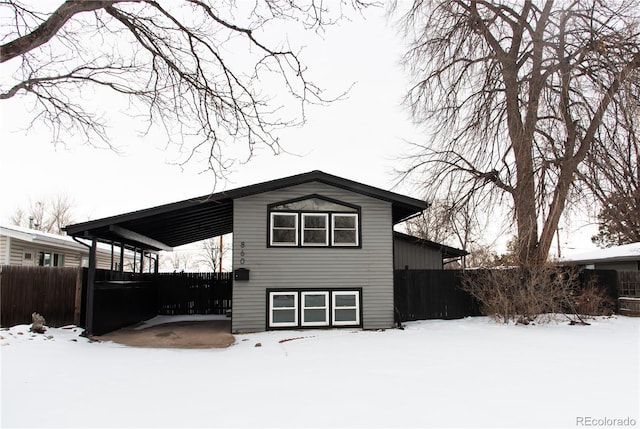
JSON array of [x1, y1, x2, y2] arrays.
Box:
[[0, 223, 130, 270], [560, 242, 640, 272]]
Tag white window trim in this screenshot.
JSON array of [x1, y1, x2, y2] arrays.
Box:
[[332, 291, 360, 326], [270, 212, 299, 246], [269, 292, 298, 327], [301, 213, 329, 246], [301, 291, 330, 327], [331, 213, 359, 246]]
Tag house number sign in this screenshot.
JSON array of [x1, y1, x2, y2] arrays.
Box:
[[240, 241, 246, 265]]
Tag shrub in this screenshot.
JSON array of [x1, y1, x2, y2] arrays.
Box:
[[461, 265, 614, 324]]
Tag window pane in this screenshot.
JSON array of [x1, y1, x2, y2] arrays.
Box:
[[304, 309, 327, 323], [303, 230, 326, 244], [273, 214, 296, 228], [334, 309, 357, 322], [53, 254, 64, 267], [304, 215, 326, 228], [272, 294, 295, 308], [304, 294, 326, 307], [273, 229, 296, 243], [334, 216, 356, 228], [333, 230, 356, 244], [335, 294, 356, 307], [273, 309, 296, 323], [39, 252, 52, 267]]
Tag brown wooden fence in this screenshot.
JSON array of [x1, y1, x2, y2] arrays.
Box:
[[0, 265, 81, 327]]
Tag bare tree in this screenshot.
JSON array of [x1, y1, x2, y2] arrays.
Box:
[[162, 250, 194, 272], [1, 1, 368, 177], [10, 194, 75, 234], [396, 0, 640, 266], [405, 195, 494, 267], [197, 236, 230, 272]]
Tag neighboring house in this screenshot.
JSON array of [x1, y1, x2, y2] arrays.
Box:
[[560, 242, 640, 272], [66, 170, 462, 333], [0, 223, 133, 270]]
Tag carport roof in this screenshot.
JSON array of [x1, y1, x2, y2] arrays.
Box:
[[64, 170, 428, 251]]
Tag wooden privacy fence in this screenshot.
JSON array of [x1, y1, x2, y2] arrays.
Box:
[[394, 268, 623, 322], [83, 269, 233, 335], [394, 269, 482, 322], [155, 272, 232, 316], [0, 265, 81, 327]]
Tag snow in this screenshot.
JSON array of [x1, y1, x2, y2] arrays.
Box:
[[1, 316, 639, 428], [560, 242, 640, 264]]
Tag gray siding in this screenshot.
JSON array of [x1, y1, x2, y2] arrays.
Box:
[[232, 182, 394, 333], [393, 238, 442, 270]]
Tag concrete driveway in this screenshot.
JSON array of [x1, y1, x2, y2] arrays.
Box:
[[95, 319, 234, 349]]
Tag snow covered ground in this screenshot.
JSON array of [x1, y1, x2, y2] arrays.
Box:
[[1, 316, 638, 428]]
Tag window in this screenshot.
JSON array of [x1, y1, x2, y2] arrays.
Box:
[[332, 214, 358, 246], [268, 290, 361, 329], [271, 213, 298, 246], [269, 292, 298, 327], [37, 251, 64, 267], [268, 195, 360, 248], [302, 214, 328, 246], [301, 292, 329, 326], [332, 291, 360, 326]]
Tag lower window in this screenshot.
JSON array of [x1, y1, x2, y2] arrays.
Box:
[[332, 291, 360, 326], [268, 290, 360, 329], [269, 292, 298, 327]]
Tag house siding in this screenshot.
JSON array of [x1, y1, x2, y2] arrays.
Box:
[[393, 238, 442, 269], [232, 182, 394, 333], [0, 235, 9, 265], [0, 236, 122, 269]]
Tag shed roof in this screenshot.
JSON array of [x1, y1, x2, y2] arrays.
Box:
[[64, 170, 428, 251], [393, 231, 469, 259]]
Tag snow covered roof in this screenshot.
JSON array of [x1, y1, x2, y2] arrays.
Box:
[[0, 223, 119, 254], [560, 242, 640, 264]]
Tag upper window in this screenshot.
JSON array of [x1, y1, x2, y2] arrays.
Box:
[[268, 195, 360, 248], [302, 214, 328, 246], [271, 213, 298, 246]]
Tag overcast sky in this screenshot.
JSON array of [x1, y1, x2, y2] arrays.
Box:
[[0, 4, 598, 257]]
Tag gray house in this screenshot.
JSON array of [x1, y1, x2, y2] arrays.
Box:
[[66, 171, 459, 333]]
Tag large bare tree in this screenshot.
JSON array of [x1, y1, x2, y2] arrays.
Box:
[[1, 0, 366, 176], [396, 0, 640, 265]]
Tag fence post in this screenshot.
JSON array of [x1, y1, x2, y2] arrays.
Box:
[[73, 267, 83, 325]]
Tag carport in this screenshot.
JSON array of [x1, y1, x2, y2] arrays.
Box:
[[65, 192, 236, 335]]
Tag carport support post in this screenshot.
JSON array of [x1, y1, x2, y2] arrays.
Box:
[[85, 239, 97, 335]]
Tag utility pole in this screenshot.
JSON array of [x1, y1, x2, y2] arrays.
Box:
[[219, 235, 223, 273]]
